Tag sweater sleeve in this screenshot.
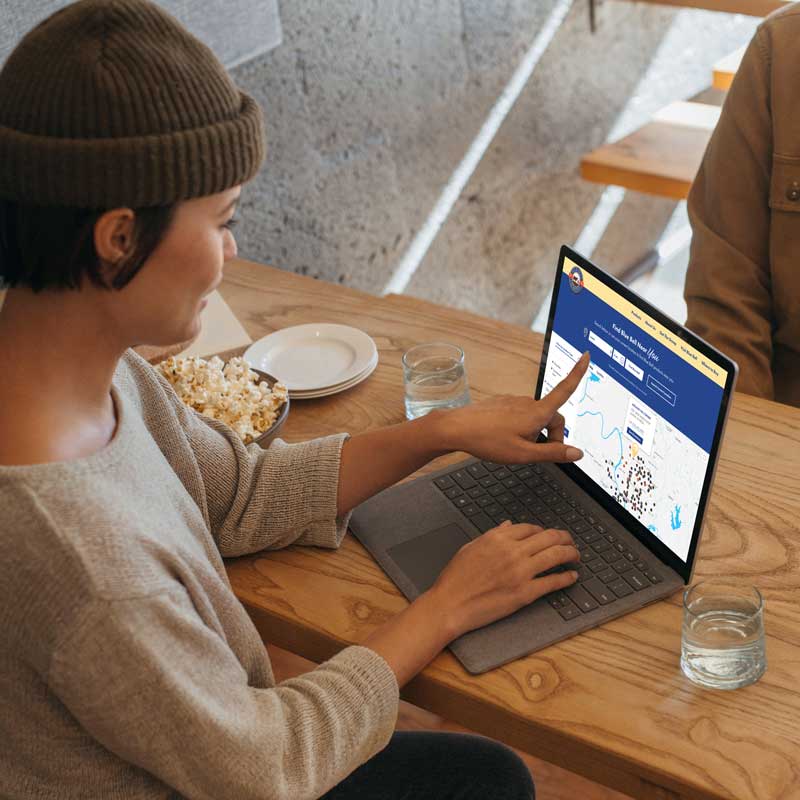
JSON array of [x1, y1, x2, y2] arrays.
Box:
[[191, 418, 354, 557], [684, 28, 775, 399], [123, 349, 354, 557], [48, 589, 399, 800]]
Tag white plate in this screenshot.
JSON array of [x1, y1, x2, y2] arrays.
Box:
[[244, 324, 377, 392], [290, 351, 379, 399], [290, 350, 379, 398], [289, 348, 377, 394]]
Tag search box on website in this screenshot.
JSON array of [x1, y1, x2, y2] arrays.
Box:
[[588, 330, 613, 358]]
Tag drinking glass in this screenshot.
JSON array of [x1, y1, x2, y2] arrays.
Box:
[[680, 581, 766, 690], [402, 342, 470, 420]]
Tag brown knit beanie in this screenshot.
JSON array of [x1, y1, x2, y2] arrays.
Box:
[[0, 0, 265, 208]]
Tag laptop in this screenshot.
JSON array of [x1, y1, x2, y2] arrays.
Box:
[[349, 245, 738, 674]]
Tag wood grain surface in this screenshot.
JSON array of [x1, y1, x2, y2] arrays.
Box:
[[580, 111, 715, 201], [712, 47, 744, 91], [220, 258, 800, 800], [618, 0, 789, 15]]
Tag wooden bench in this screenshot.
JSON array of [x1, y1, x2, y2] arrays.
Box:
[[581, 0, 786, 201], [712, 45, 744, 90], [579, 37, 750, 200], [577, 0, 765, 272], [579, 101, 720, 200], [622, 0, 789, 15]]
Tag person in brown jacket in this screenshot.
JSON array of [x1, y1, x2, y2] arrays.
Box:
[[685, 3, 800, 407]]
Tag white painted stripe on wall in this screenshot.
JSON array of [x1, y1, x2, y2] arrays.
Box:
[[383, 0, 575, 296], [529, 185, 626, 332], [572, 185, 627, 260]]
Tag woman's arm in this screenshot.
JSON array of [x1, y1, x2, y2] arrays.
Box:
[[125, 346, 587, 557], [337, 352, 589, 516], [122, 349, 354, 555], [50, 588, 399, 800], [335, 411, 448, 516]]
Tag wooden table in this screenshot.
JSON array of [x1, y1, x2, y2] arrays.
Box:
[[220, 258, 800, 800]]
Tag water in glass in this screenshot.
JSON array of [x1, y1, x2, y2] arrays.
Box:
[[404, 354, 469, 419], [681, 587, 766, 690]]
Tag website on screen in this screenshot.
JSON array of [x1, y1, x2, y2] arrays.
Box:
[[542, 258, 727, 562]]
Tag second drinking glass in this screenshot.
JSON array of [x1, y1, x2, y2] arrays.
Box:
[[402, 342, 470, 420]]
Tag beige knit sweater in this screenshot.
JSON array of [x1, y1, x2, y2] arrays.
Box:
[[0, 349, 399, 800]]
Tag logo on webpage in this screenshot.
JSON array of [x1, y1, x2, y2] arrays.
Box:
[[568, 265, 584, 294]]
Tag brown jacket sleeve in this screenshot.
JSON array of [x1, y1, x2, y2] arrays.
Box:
[[684, 29, 774, 399]]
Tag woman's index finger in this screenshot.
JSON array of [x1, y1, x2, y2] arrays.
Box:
[[541, 351, 590, 412]]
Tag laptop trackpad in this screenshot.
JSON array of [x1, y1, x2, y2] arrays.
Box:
[[387, 523, 471, 594]]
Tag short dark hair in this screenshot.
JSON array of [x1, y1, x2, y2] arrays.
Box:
[[0, 199, 176, 292]]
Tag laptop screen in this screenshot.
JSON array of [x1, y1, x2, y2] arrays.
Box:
[[536, 247, 736, 575]]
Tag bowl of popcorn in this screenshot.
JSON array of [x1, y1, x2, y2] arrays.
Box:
[[156, 355, 289, 447]]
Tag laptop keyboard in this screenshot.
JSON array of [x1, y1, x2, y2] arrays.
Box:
[[432, 461, 663, 621]]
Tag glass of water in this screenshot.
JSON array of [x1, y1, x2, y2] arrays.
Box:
[[681, 581, 766, 690], [402, 342, 470, 420]]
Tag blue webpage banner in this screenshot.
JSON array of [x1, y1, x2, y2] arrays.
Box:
[[552, 271, 723, 453]]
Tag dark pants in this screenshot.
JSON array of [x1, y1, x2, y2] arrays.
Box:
[[321, 731, 535, 800]]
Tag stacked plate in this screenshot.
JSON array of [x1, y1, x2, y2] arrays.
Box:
[[243, 323, 378, 399]]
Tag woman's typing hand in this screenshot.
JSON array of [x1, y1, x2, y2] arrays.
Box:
[[428, 520, 580, 640]]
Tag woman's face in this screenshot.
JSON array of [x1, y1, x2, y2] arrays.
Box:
[[105, 186, 241, 349]]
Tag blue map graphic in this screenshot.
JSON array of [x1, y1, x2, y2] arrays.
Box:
[[574, 369, 656, 517], [670, 505, 682, 530], [578, 370, 601, 404], [575, 370, 624, 487]]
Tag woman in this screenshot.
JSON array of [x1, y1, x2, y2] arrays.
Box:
[[0, 2, 586, 798]]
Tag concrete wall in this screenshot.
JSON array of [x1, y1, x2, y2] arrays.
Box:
[[230, 0, 758, 324], [231, 0, 563, 290], [0, 0, 281, 69], [1, 0, 759, 323]]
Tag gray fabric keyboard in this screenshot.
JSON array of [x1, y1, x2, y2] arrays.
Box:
[[433, 460, 663, 620]]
